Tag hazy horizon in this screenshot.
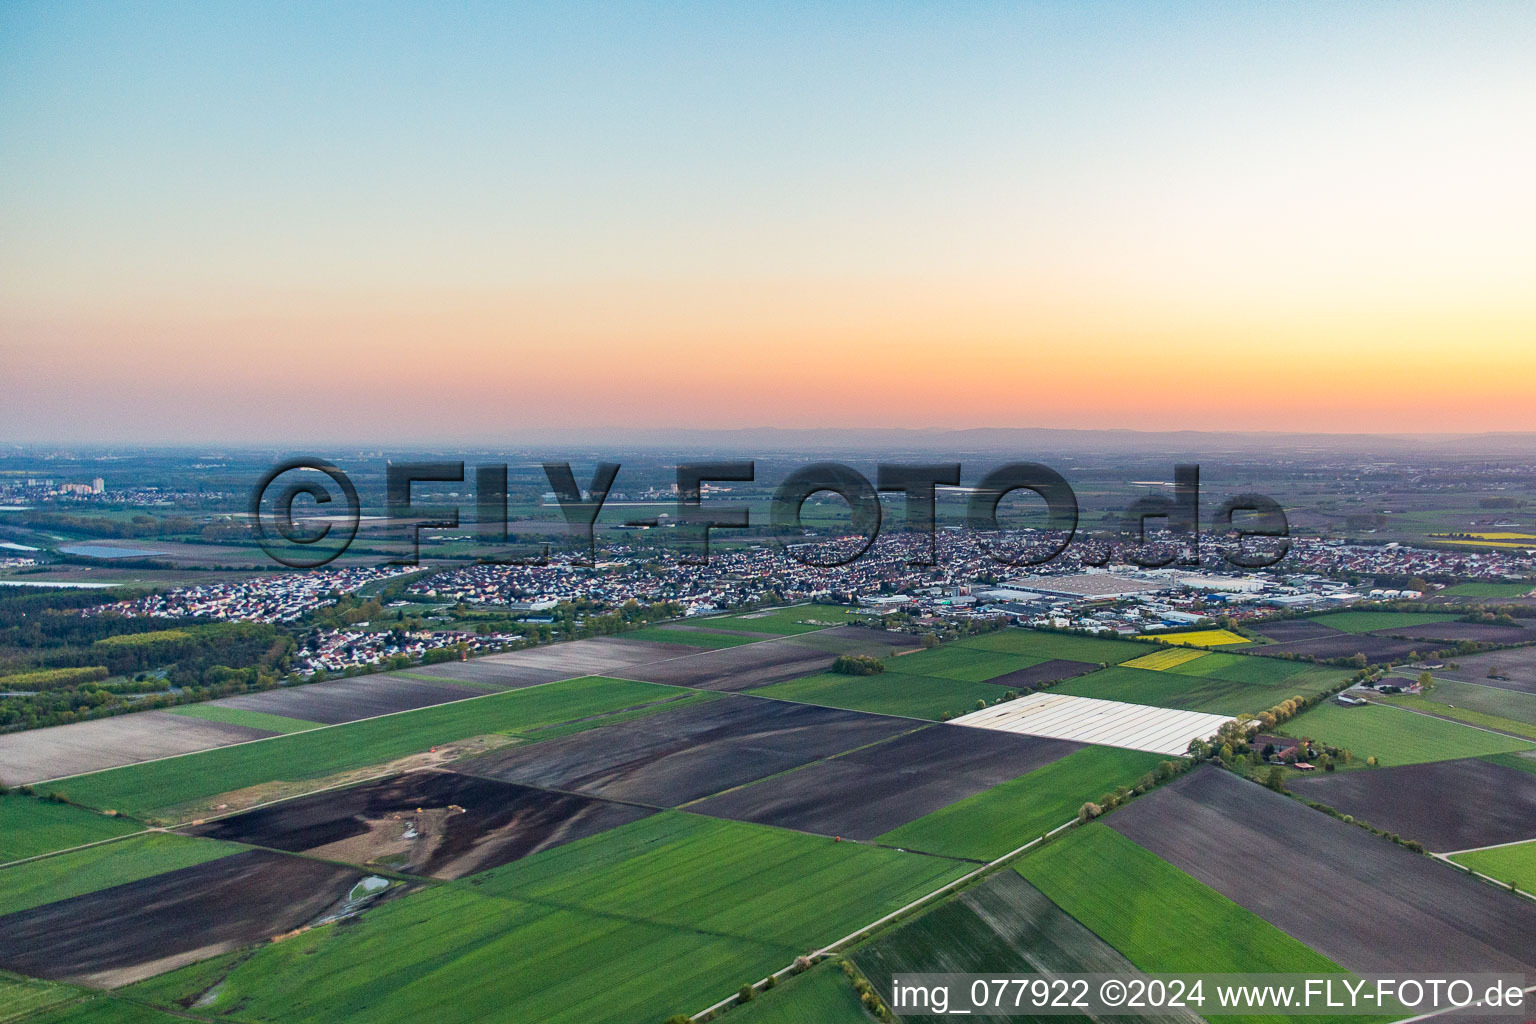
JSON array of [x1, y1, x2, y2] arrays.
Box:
[[7, 424, 1536, 458]]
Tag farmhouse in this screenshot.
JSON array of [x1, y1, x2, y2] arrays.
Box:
[[1256, 734, 1300, 762]]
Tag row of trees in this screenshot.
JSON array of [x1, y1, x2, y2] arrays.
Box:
[[1079, 758, 1189, 820]]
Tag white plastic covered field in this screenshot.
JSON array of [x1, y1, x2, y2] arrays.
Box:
[[951, 692, 1233, 756]]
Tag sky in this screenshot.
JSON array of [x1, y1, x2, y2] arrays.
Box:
[[2, 1, 1534, 443]]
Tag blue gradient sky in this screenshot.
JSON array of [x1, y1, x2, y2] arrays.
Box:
[[3, 2, 1534, 441]]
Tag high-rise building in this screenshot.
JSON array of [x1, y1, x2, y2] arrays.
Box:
[[91, 478, 105, 494]]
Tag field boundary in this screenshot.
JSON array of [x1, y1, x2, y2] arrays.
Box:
[[689, 815, 1079, 1021], [1365, 695, 1536, 742], [1438, 835, 1536, 857], [0, 825, 159, 871], [11, 614, 836, 789], [1388, 985, 1536, 1024], [1430, 852, 1536, 905], [26, 667, 641, 788]]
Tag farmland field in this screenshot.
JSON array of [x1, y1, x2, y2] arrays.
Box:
[[625, 625, 763, 648], [128, 885, 778, 1024], [0, 710, 282, 787], [1287, 756, 1536, 850], [1250, 633, 1429, 663], [43, 675, 692, 821], [166, 704, 324, 733], [0, 849, 368, 987], [876, 745, 1165, 860], [1106, 767, 1536, 974], [1019, 823, 1351, 976], [688, 726, 1080, 840], [464, 811, 970, 948], [724, 962, 867, 1023], [505, 688, 721, 740], [699, 605, 867, 635], [1487, 750, 1536, 775], [457, 695, 916, 807], [751, 670, 1008, 720], [1437, 648, 1536, 695], [982, 659, 1100, 690], [0, 794, 140, 864], [1160, 652, 1333, 687], [1121, 646, 1207, 670], [406, 635, 699, 688], [1305, 611, 1459, 634], [1443, 582, 1534, 598], [622, 635, 843, 690], [184, 770, 655, 878], [126, 812, 970, 1024], [1279, 701, 1535, 766], [0, 833, 243, 915], [956, 629, 1155, 664], [1450, 840, 1536, 893], [13, 996, 186, 1024], [1384, 620, 1533, 643], [0, 971, 79, 1023], [882, 644, 1044, 682], [214, 672, 501, 724], [1253, 618, 1346, 642], [1409, 675, 1536, 722], [1134, 628, 1248, 647], [1373, 690, 1536, 740], [1053, 665, 1311, 714], [855, 868, 1201, 1024]]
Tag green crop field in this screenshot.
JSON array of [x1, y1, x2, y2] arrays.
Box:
[[1402, 678, 1536, 725], [29, 995, 238, 1023], [1280, 701, 1535, 766], [1019, 825, 1350, 975], [1054, 665, 1314, 715], [167, 704, 324, 733], [1450, 840, 1536, 893], [1374, 692, 1536, 741], [0, 794, 141, 864], [877, 746, 1166, 861], [466, 811, 969, 949], [0, 833, 242, 915], [513, 689, 724, 740], [1162, 652, 1334, 687], [0, 971, 80, 1024], [131, 884, 778, 1024], [753, 671, 1004, 721], [44, 676, 692, 821], [127, 813, 969, 1024], [1484, 751, 1536, 775], [1442, 582, 1533, 598], [883, 645, 1043, 682], [1305, 611, 1459, 634], [957, 629, 1155, 665], [701, 606, 866, 635], [714, 962, 867, 1023]]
